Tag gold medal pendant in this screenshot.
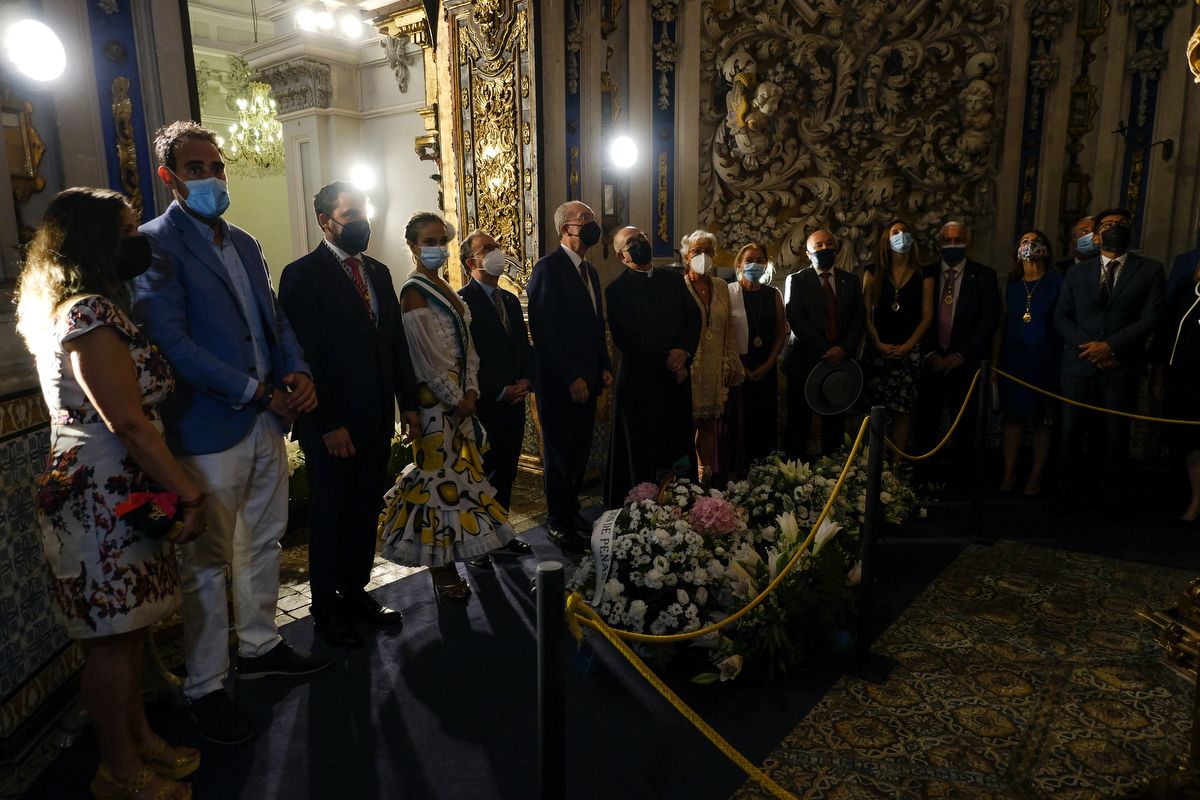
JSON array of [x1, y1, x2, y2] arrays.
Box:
[[1022, 311, 1032, 323], [943, 293, 953, 305], [753, 335, 763, 347], [891, 301, 900, 312], [705, 329, 714, 341]]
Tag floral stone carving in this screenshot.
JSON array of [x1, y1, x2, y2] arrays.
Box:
[[698, 0, 1010, 270]]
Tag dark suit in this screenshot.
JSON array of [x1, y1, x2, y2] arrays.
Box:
[[278, 243, 418, 616], [915, 259, 1000, 475], [1054, 253, 1164, 492], [458, 279, 535, 508], [783, 267, 866, 456], [527, 245, 610, 527]]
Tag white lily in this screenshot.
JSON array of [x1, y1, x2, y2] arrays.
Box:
[[718, 654, 744, 682], [766, 547, 782, 580], [775, 511, 801, 548], [812, 517, 842, 555], [847, 560, 862, 586]]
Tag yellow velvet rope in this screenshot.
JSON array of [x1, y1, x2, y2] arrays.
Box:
[[884, 368, 982, 461], [993, 367, 1200, 425]]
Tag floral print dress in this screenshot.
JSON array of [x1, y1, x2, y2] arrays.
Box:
[[33, 295, 179, 638], [378, 274, 516, 566]]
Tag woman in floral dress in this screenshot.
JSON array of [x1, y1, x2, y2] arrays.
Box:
[[378, 212, 516, 600], [17, 189, 204, 799], [680, 229, 743, 485]]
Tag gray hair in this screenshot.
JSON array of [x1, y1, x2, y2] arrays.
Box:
[[553, 201, 587, 237], [680, 229, 718, 254], [460, 229, 490, 269], [939, 220, 972, 241]]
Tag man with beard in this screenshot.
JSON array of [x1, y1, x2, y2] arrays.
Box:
[[1054, 207, 1163, 501], [604, 226, 701, 507]]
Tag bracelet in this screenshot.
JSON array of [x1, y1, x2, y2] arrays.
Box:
[[179, 494, 205, 509]]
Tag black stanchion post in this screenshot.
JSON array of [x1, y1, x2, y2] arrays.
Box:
[[537, 560, 566, 800], [971, 360, 992, 535], [856, 406, 886, 665]]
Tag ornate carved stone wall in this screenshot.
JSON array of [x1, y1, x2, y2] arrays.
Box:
[[698, 0, 1011, 270]]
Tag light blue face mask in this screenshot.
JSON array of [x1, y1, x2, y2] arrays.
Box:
[[1076, 232, 1100, 257], [889, 231, 914, 253], [181, 176, 230, 219], [420, 245, 450, 269], [741, 262, 766, 283]]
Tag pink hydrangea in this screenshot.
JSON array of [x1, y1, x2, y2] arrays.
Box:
[[624, 482, 659, 505], [689, 496, 738, 536]]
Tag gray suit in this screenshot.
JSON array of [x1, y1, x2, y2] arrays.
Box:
[[1054, 253, 1164, 490]]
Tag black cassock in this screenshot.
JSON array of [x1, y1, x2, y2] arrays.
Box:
[[604, 267, 702, 507]]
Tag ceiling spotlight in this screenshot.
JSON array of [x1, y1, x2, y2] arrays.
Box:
[[4, 19, 66, 81], [339, 14, 363, 39], [315, 11, 334, 31], [349, 163, 376, 191], [609, 135, 638, 170]]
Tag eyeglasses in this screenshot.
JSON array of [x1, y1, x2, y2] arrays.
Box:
[[619, 235, 648, 253], [471, 242, 498, 259]]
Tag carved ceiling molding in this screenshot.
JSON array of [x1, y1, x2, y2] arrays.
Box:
[[256, 58, 332, 115], [381, 33, 419, 94], [698, 0, 1010, 270]]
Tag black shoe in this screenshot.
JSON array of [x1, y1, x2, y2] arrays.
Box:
[[236, 641, 330, 680], [189, 690, 253, 745], [502, 538, 532, 554], [314, 612, 365, 648], [572, 514, 593, 533], [547, 524, 589, 553], [339, 592, 404, 626], [467, 554, 493, 569]]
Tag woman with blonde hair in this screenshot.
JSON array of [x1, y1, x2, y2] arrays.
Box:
[[680, 229, 743, 485], [17, 188, 203, 799]]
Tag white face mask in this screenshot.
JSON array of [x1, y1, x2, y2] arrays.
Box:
[[690, 252, 712, 275], [481, 248, 507, 277]]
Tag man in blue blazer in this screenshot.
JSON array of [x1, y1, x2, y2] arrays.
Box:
[[527, 201, 613, 551], [457, 230, 536, 567], [1054, 207, 1164, 499], [783, 229, 866, 457], [279, 181, 418, 649], [915, 221, 1000, 481], [132, 122, 327, 745]]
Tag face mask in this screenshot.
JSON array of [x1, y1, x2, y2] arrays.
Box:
[[741, 262, 766, 283], [690, 252, 712, 275], [115, 235, 153, 280], [1017, 239, 1048, 262], [331, 218, 371, 254], [481, 248, 507, 277], [1075, 232, 1100, 257], [809, 248, 836, 270], [420, 245, 450, 269], [941, 246, 966, 264], [180, 176, 230, 219], [626, 239, 653, 267], [1100, 223, 1132, 252], [571, 220, 602, 248], [889, 231, 913, 253]]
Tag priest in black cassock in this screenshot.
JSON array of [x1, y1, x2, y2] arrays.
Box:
[[604, 225, 702, 507]]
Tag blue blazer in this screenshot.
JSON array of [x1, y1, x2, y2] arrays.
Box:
[[526, 245, 610, 399], [1054, 253, 1164, 378], [132, 201, 309, 455]]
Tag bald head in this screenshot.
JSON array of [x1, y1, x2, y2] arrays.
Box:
[[615, 226, 651, 270], [806, 229, 836, 254]]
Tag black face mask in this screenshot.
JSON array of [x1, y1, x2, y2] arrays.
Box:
[[626, 239, 653, 267], [572, 220, 602, 248], [1100, 223, 1132, 252], [331, 218, 372, 254], [115, 235, 153, 280]]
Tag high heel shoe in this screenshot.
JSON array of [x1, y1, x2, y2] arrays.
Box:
[[90, 762, 191, 799], [142, 736, 200, 780]]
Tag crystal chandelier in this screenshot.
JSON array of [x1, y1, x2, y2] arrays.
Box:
[[220, 82, 284, 177]]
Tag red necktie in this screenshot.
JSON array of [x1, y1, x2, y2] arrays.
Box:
[[938, 267, 957, 351], [344, 257, 376, 324], [820, 271, 838, 342]]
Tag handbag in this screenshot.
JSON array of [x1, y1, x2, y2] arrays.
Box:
[[114, 491, 184, 541]]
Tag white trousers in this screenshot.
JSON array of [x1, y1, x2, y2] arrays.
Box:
[[179, 414, 287, 699]]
